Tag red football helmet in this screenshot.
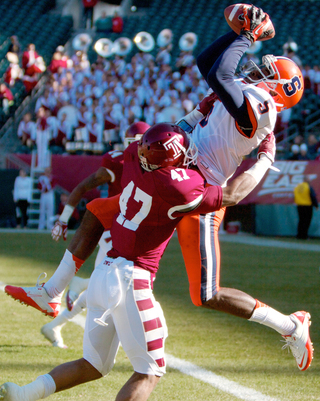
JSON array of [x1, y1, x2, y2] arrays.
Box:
[[138, 123, 198, 172], [240, 55, 304, 112], [124, 121, 150, 148]]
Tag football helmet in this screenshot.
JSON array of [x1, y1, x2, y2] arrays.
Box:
[[138, 123, 198, 172], [124, 121, 150, 148], [240, 55, 304, 112]]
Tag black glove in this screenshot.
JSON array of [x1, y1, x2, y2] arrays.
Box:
[[240, 6, 270, 43]]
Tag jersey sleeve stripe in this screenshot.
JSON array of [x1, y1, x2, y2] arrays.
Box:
[[167, 194, 203, 220], [105, 168, 116, 183]]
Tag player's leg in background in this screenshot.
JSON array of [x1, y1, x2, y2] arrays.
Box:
[[0, 359, 102, 401]]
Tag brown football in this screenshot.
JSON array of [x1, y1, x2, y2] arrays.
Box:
[[224, 3, 275, 41]]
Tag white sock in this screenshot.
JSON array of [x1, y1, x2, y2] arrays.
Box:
[[249, 300, 296, 335], [44, 250, 84, 298], [20, 374, 56, 400]]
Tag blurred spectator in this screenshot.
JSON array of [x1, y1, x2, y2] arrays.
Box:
[[274, 108, 291, 139], [35, 88, 57, 113], [36, 107, 51, 169], [22, 43, 46, 93], [307, 133, 320, 159], [17, 112, 36, 152], [176, 50, 195, 75], [0, 82, 14, 114], [156, 44, 172, 66], [112, 11, 123, 33], [95, 11, 112, 33], [282, 39, 302, 68], [293, 134, 304, 146], [312, 65, 320, 95], [302, 64, 313, 90], [38, 167, 56, 230], [298, 143, 310, 160], [48, 47, 71, 74], [294, 175, 318, 240], [50, 112, 73, 154], [82, 0, 98, 29], [5, 52, 23, 86], [287, 144, 300, 161], [8, 35, 21, 55], [13, 169, 32, 228]]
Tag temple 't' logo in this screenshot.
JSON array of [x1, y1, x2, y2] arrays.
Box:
[[163, 136, 186, 159]]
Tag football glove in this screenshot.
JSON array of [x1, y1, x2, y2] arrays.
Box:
[[240, 6, 271, 43], [176, 91, 219, 132], [257, 132, 276, 163], [51, 220, 68, 242], [196, 90, 219, 116]]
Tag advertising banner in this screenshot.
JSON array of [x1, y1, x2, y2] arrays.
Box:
[[234, 160, 320, 204]]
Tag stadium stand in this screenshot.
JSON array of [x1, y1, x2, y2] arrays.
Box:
[[1, 0, 320, 160], [0, 0, 73, 129]]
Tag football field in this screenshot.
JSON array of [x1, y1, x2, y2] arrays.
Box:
[[1, 231, 320, 400]]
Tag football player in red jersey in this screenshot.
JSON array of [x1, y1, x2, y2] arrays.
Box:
[[40, 122, 151, 348], [2, 123, 275, 401]]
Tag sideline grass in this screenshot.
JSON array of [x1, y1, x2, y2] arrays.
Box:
[[0, 232, 320, 400]]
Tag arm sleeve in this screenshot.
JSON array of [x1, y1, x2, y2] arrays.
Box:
[[198, 33, 254, 131], [197, 31, 238, 81], [172, 185, 223, 217]]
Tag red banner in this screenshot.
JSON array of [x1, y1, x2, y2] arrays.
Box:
[[15, 154, 103, 200], [234, 159, 320, 204]]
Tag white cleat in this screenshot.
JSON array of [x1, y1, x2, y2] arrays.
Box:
[[41, 321, 67, 349], [0, 383, 25, 401], [5, 274, 61, 318], [282, 311, 313, 371], [66, 276, 89, 311]]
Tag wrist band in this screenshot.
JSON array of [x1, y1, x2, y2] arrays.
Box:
[[244, 154, 272, 184], [59, 204, 75, 223]]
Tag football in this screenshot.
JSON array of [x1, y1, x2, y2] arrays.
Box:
[[224, 3, 275, 41]]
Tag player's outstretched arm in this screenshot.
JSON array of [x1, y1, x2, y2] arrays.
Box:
[[52, 167, 112, 241], [222, 133, 276, 206]]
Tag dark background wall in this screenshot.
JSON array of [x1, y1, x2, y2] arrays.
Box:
[[0, 169, 19, 227]]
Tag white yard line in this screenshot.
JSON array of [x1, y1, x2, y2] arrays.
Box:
[[219, 233, 320, 252]]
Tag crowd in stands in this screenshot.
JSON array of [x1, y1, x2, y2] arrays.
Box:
[[16, 41, 208, 160], [2, 33, 320, 164]]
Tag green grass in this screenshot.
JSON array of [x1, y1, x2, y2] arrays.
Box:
[[1, 232, 320, 400]]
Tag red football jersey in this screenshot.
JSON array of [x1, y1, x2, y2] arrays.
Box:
[[108, 142, 222, 273], [101, 150, 124, 197]]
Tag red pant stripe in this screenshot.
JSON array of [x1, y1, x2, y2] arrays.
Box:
[[156, 358, 165, 367], [134, 279, 150, 290], [147, 338, 163, 351], [136, 298, 154, 311], [143, 317, 162, 332]]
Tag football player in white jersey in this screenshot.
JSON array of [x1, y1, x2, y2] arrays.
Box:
[[175, 5, 311, 371]]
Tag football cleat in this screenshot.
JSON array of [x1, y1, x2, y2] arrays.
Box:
[[5, 273, 61, 318], [41, 321, 67, 349], [0, 382, 25, 401], [66, 276, 89, 311], [282, 311, 313, 371]]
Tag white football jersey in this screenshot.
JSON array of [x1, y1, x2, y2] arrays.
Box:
[[192, 81, 277, 186]]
